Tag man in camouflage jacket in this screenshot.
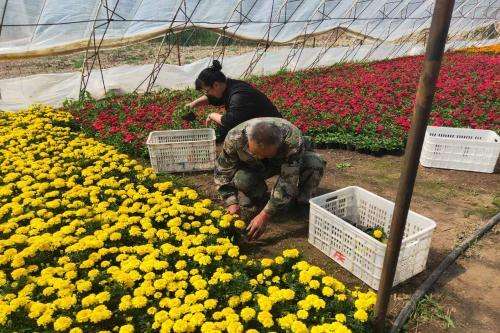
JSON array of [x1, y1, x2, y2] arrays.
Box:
[[214, 117, 326, 240]]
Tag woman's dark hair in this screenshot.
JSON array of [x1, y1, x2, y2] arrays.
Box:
[[195, 60, 226, 90]]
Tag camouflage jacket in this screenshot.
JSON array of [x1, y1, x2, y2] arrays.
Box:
[[214, 117, 306, 216]]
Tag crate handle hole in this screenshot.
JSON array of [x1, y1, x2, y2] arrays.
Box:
[[325, 196, 338, 202]]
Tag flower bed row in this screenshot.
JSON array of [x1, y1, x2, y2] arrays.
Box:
[[0, 105, 375, 332], [65, 52, 499, 156]]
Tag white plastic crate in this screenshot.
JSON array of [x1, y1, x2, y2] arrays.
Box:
[[308, 186, 436, 290], [146, 129, 216, 173], [420, 126, 500, 173]]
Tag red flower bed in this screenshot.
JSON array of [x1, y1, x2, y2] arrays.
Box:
[[66, 90, 206, 157], [66, 52, 499, 156], [257, 52, 499, 151]]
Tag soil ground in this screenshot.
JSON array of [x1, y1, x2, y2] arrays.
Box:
[[168, 147, 499, 332]]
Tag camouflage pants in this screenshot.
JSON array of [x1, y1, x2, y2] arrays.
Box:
[[233, 151, 326, 208]]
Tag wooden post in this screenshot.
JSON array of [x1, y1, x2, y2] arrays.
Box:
[[373, 1, 455, 331]]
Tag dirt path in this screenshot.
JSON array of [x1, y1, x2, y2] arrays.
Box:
[[173, 148, 499, 332], [412, 229, 499, 333]]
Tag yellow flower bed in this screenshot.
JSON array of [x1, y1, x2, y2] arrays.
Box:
[[0, 105, 376, 332]]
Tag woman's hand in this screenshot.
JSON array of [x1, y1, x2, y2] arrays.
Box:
[[205, 112, 222, 126]]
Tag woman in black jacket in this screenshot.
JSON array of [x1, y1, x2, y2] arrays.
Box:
[[186, 60, 282, 141]]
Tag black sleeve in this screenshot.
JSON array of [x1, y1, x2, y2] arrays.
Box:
[[206, 94, 225, 106], [221, 93, 254, 129]]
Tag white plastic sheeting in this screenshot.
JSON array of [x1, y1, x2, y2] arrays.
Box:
[[0, 0, 497, 56], [0, 0, 498, 110], [1, 39, 496, 111]]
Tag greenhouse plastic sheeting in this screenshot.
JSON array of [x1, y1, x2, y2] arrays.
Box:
[[0, 0, 497, 57], [0, 39, 496, 111], [0, 0, 498, 110]]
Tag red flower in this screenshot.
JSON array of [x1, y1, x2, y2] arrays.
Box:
[[123, 133, 135, 143]]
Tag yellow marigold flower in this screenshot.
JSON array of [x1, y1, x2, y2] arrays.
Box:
[[88, 269, 99, 280], [131, 296, 148, 308], [227, 247, 239, 258], [96, 291, 110, 303], [257, 296, 272, 311], [309, 279, 320, 289], [291, 320, 308, 333], [210, 210, 222, 219], [174, 289, 185, 299], [283, 249, 300, 258], [154, 181, 172, 192], [322, 286, 334, 297], [240, 307, 256, 322], [335, 313, 347, 323], [277, 314, 297, 330], [321, 276, 335, 286], [52, 178, 66, 188], [219, 219, 230, 228], [172, 319, 188, 332], [228, 295, 240, 308], [53, 316, 72, 331], [257, 311, 273, 328], [234, 219, 246, 229], [90, 305, 112, 323], [175, 260, 187, 270], [46, 199, 61, 209], [11, 268, 27, 280], [281, 289, 295, 300], [119, 324, 134, 333], [110, 232, 122, 241], [240, 291, 252, 303], [204, 298, 217, 310], [11, 256, 25, 268], [76, 309, 92, 323], [297, 309, 308, 320], [69, 328, 83, 333], [82, 294, 97, 307], [261, 258, 274, 267], [37, 309, 54, 326], [354, 309, 368, 322], [298, 271, 312, 284], [373, 229, 383, 239]]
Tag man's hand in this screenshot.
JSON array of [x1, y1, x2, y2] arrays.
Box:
[[226, 204, 240, 215], [246, 210, 270, 241], [184, 102, 194, 109]]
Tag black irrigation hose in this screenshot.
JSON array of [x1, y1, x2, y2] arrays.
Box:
[[390, 211, 500, 333]]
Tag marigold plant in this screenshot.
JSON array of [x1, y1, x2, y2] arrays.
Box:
[[0, 106, 376, 332]]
